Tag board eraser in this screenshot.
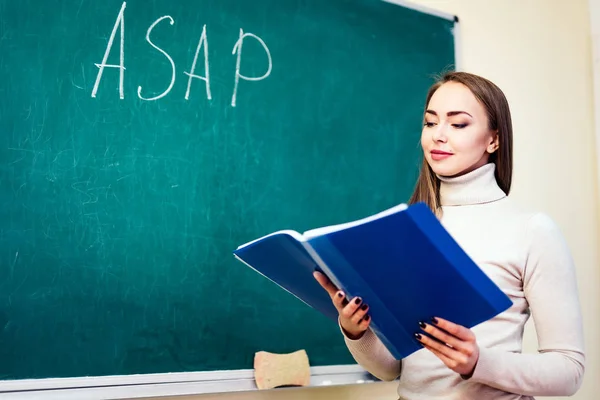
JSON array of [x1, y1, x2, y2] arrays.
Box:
[[253, 349, 311, 390]]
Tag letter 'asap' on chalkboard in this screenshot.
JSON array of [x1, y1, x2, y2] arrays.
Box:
[[90, 1, 273, 106]]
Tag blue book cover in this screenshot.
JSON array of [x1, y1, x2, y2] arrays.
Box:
[[233, 202, 512, 360]]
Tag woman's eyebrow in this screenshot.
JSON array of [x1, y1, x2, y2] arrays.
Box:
[[426, 109, 473, 118]]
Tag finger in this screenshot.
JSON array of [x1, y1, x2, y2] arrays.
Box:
[[332, 290, 349, 310], [351, 303, 369, 325], [414, 332, 466, 364], [358, 314, 371, 330], [419, 321, 469, 353], [422, 342, 456, 367], [313, 271, 338, 297], [430, 317, 475, 342], [341, 296, 363, 319]]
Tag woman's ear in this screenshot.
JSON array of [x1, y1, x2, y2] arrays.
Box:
[[487, 132, 499, 154]]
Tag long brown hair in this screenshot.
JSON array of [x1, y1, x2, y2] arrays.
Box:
[[407, 72, 513, 214]]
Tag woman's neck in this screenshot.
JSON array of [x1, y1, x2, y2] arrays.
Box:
[[437, 163, 506, 206]]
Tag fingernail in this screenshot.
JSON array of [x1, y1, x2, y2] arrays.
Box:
[[361, 304, 368, 311], [431, 317, 439, 325], [364, 315, 370, 321], [414, 333, 422, 340], [419, 321, 426, 329], [337, 292, 344, 298], [354, 297, 362, 305]]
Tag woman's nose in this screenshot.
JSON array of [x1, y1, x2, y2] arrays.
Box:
[[432, 124, 448, 143]]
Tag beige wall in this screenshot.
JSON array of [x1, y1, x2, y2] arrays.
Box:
[[173, 1, 600, 399], [592, 0, 600, 204], [421, 1, 600, 399]]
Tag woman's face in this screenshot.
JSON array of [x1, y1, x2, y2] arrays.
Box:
[[421, 82, 498, 177]]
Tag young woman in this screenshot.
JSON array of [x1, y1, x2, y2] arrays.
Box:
[[314, 72, 585, 399]]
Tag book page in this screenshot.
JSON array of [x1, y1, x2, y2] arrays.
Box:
[[236, 230, 305, 250], [302, 203, 408, 239]]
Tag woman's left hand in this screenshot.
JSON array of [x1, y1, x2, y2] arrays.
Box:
[[415, 317, 480, 378]]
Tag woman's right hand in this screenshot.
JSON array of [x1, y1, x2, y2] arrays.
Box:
[[313, 271, 371, 340]]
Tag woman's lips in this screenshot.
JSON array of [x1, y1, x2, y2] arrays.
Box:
[[430, 150, 453, 161]]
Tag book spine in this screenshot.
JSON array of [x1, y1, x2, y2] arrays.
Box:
[[300, 240, 346, 296]]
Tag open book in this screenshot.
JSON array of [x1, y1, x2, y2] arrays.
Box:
[[233, 202, 512, 360]]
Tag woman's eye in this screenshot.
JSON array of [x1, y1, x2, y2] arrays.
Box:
[[424, 122, 436, 127], [452, 123, 468, 129]]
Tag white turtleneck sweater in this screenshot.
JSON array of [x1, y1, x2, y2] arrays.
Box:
[[342, 163, 585, 400]]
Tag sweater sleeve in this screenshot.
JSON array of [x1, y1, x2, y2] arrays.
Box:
[[338, 319, 401, 381], [470, 212, 585, 396]]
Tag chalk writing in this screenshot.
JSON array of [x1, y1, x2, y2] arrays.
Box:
[[137, 16, 176, 101], [184, 24, 211, 101], [91, 2, 272, 107], [231, 29, 273, 107], [91, 1, 126, 99]]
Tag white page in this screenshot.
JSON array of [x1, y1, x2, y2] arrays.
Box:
[[302, 203, 408, 239], [235, 229, 305, 250]]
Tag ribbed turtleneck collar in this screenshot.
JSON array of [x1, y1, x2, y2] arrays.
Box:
[[438, 163, 507, 207]]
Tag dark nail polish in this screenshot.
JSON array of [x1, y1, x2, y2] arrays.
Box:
[[361, 304, 368, 311], [431, 317, 439, 325], [364, 315, 370, 321], [419, 321, 426, 329], [337, 292, 343, 298], [354, 297, 362, 305], [414, 333, 422, 340]]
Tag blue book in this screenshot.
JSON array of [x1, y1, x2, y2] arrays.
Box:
[[233, 202, 512, 360]]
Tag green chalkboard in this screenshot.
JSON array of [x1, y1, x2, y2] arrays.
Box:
[[0, 0, 455, 380]]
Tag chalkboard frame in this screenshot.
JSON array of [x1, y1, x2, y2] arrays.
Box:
[[0, 0, 459, 396]]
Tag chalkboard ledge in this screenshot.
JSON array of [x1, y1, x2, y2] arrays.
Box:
[[0, 365, 382, 399]]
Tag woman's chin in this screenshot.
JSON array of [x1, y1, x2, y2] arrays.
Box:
[[428, 163, 463, 178]]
